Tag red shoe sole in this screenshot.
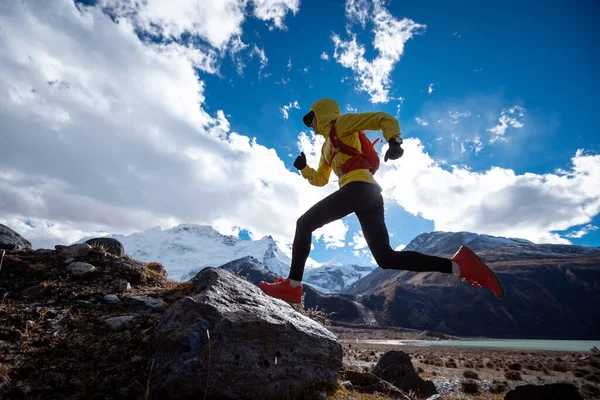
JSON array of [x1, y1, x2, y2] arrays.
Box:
[[456, 247, 506, 298]]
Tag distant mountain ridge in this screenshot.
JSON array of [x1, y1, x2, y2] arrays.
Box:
[[345, 231, 600, 339]]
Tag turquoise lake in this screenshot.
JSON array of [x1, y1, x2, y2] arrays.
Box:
[[340, 339, 600, 352]]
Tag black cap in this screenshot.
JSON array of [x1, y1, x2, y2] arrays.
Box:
[[303, 110, 315, 127]]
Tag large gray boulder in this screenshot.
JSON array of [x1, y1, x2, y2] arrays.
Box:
[[85, 237, 125, 257], [0, 224, 31, 251], [149, 267, 342, 400]]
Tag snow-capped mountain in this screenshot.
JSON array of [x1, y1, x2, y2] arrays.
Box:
[[79, 224, 291, 281], [303, 259, 376, 293], [78, 223, 377, 290]]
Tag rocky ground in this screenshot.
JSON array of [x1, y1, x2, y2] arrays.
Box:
[[1, 244, 598, 399], [340, 342, 600, 399], [0, 246, 191, 399]]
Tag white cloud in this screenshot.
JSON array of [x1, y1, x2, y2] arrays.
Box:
[[287, 58, 292, 70], [228, 36, 250, 75], [320, 51, 330, 61], [416, 96, 528, 157], [566, 224, 599, 239], [449, 110, 472, 120], [470, 136, 484, 153], [100, 0, 246, 49], [347, 104, 359, 113], [345, 0, 371, 28], [415, 117, 429, 126], [350, 230, 368, 249], [280, 100, 300, 119], [314, 220, 349, 249], [251, 0, 300, 30], [0, 0, 330, 250], [395, 97, 405, 118], [378, 140, 600, 244], [474, 68, 483, 72], [428, 83, 434, 94], [250, 45, 269, 77], [487, 105, 525, 141], [333, 1, 426, 103], [100, 0, 298, 49]]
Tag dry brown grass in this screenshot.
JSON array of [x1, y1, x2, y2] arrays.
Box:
[[27, 263, 46, 272], [145, 262, 167, 276]]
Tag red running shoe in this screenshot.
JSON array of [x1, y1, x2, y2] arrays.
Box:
[[452, 246, 506, 298], [259, 276, 302, 303]]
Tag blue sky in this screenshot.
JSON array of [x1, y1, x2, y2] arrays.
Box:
[[1, 0, 599, 267]]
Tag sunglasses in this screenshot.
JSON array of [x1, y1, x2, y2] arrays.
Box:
[[302, 110, 315, 128]]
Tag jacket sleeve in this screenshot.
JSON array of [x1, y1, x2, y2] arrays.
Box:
[[336, 112, 401, 142], [300, 156, 332, 187]]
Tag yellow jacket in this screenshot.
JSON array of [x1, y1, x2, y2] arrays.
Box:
[[300, 98, 401, 188]]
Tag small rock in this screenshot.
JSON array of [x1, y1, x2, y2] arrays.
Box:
[[340, 381, 353, 390], [60, 244, 92, 258], [125, 295, 166, 311], [46, 300, 56, 305], [104, 294, 120, 303], [21, 284, 44, 298], [76, 300, 94, 309], [118, 280, 131, 292], [105, 315, 135, 331], [64, 258, 75, 264], [317, 393, 326, 400], [67, 262, 96, 275]]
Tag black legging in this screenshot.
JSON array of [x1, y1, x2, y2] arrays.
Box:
[[288, 181, 452, 281]]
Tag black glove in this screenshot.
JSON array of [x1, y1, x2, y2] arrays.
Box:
[[384, 137, 404, 162], [294, 152, 307, 170]]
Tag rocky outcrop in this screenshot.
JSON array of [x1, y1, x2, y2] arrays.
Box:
[[0, 224, 31, 251], [217, 255, 275, 285], [372, 351, 437, 398], [149, 267, 342, 400], [85, 237, 125, 257], [218, 256, 373, 325], [57, 243, 92, 258], [504, 382, 583, 400]]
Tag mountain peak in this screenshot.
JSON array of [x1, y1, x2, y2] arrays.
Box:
[[321, 258, 343, 267], [405, 231, 534, 255]]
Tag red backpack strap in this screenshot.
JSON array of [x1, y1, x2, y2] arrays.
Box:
[[329, 120, 361, 156]]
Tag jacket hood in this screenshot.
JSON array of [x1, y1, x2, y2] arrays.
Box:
[[311, 98, 340, 137]]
